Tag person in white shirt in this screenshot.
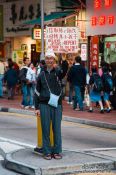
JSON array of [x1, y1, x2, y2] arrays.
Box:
[[26, 63, 36, 108], [0, 58, 5, 98]]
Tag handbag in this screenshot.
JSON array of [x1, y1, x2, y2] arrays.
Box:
[[44, 72, 62, 108]]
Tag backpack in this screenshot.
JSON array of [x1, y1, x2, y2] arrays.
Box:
[[104, 73, 113, 92], [19, 67, 28, 83], [93, 74, 103, 92]]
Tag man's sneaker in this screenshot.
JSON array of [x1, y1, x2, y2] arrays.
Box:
[[100, 109, 104, 114], [25, 106, 29, 109], [34, 147, 43, 155], [88, 109, 93, 112], [67, 101, 73, 105], [107, 108, 111, 113]]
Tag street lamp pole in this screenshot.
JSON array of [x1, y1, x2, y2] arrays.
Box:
[[40, 0, 44, 60]]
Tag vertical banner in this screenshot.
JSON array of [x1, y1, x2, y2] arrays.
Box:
[[0, 5, 3, 41], [81, 44, 87, 61], [90, 36, 99, 71]]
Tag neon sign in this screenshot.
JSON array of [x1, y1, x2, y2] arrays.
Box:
[[94, 0, 101, 9], [99, 16, 106, 25], [91, 0, 114, 26], [91, 16, 97, 26], [94, 0, 112, 9], [108, 15, 114, 24], [104, 0, 112, 8]]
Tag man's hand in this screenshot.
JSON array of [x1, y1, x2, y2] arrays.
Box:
[[35, 110, 40, 116]]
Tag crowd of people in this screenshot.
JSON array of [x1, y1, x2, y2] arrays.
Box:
[[67, 58, 116, 113], [0, 54, 116, 113], [0, 51, 116, 160]]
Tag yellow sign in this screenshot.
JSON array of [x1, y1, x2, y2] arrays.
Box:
[[36, 40, 46, 52]]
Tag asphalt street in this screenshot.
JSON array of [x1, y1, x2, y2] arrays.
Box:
[[0, 112, 116, 150]]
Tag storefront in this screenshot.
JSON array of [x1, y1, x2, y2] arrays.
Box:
[[86, 0, 116, 70], [2, 0, 60, 66]]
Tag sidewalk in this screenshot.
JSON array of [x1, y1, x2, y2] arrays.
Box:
[[0, 139, 116, 175], [0, 95, 116, 129], [0, 97, 116, 174]]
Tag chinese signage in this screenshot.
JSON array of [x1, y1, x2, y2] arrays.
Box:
[[90, 36, 99, 70], [0, 5, 3, 41], [81, 44, 87, 61], [33, 28, 46, 40], [86, 0, 116, 35], [46, 27, 79, 53], [3, 0, 57, 37]]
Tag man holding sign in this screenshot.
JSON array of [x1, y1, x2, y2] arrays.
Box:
[[35, 49, 68, 160]]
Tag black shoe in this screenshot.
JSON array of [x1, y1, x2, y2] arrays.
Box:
[[88, 109, 93, 112], [107, 108, 111, 113], [0, 96, 4, 98], [34, 147, 43, 155], [77, 108, 84, 111], [100, 109, 104, 114]]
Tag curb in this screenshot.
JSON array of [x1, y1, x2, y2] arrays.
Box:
[[5, 152, 39, 175], [4, 149, 115, 175], [0, 106, 116, 130]]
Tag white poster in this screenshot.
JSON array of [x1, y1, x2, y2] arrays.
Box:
[[46, 27, 79, 53]]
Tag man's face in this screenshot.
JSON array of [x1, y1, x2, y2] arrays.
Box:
[[45, 57, 55, 68], [25, 59, 30, 66]]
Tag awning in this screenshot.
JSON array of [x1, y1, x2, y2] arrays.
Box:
[[24, 11, 75, 25]]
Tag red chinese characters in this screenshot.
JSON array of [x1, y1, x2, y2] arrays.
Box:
[[94, 0, 101, 9], [99, 16, 106, 25], [108, 15, 114, 24], [104, 0, 112, 7], [91, 16, 97, 26], [91, 15, 115, 26]]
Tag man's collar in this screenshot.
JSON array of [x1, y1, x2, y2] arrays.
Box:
[[75, 63, 80, 65]]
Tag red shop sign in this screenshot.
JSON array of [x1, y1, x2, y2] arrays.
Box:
[[90, 36, 99, 71]]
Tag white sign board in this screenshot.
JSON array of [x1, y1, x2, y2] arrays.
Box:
[[81, 44, 87, 61], [46, 27, 79, 53]]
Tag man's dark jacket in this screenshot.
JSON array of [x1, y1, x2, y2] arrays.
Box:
[[67, 64, 86, 87], [35, 60, 68, 109]]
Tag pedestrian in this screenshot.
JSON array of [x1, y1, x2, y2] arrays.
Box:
[[26, 62, 36, 109], [34, 49, 68, 160], [89, 67, 104, 113], [67, 56, 86, 111], [67, 58, 74, 105], [4, 62, 18, 99], [36, 60, 46, 77], [0, 58, 5, 98], [101, 66, 112, 112], [59, 52, 69, 98], [19, 57, 30, 109]]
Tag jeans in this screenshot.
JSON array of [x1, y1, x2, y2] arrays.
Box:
[[0, 74, 4, 97], [29, 84, 35, 106], [8, 86, 15, 99], [21, 84, 29, 106], [40, 104, 62, 155], [68, 83, 74, 102], [74, 86, 83, 110]]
